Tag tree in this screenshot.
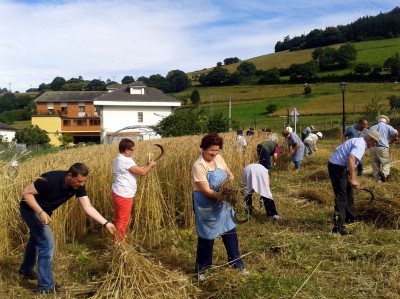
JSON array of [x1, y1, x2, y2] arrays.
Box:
[[354, 63, 371, 74], [337, 43, 357, 67], [121, 76, 135, 84], [384, 53, 400, 79], [388, 95, 400, 109], [259, 68, 280, 84], [58, 134, 74, 147], [87, 79, 106, 91], [237, 61, 257, 78], [153, 108, 206, 137], [362, 97, 383, 121], [166, 70, 189, 92], [49, 77, 66, 91], [200, 67, 228, 86], [15, 125, 50, 145], [190, 90, 200, 105], [207, 112, 229, 133], [304, 85, 312, 95]]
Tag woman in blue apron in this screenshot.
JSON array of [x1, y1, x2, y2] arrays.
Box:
[[192, 133, 247, 279], [282, 129, 305, 173]]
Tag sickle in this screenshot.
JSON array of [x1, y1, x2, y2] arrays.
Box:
[[233, 213, 250, 224], [153, 144, 165, 162], [359, 188, 375, 202]]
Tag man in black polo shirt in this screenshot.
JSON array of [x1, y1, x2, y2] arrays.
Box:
[[18, 163, 116, 294]]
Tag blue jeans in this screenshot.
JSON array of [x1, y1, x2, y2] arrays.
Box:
[[195, 227, 245, 273], [19, 204, 55, 291]]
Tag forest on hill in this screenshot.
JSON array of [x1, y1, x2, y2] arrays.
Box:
[[274, 6, 400, 52]]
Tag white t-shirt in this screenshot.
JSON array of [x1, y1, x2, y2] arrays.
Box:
[[112, 154, 137, 198]]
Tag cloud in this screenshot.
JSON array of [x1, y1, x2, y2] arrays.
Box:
[[0, 0, 396, 91]]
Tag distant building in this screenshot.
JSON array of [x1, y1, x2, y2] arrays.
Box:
[[31, 83, 181, 146], [0, 122, 18, 142]]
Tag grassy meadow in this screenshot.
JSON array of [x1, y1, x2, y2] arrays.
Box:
[[0, 131, 399, 298], [175, 82, 400, 130]]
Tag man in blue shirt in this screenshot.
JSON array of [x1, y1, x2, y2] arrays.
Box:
[[19, 163, 116, 294], [342, 119, 369, 176], [369, 115, 399, 182], [328, 129, 380, 235]]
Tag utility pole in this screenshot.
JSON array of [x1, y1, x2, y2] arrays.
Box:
[[228, 97, 232, 131]]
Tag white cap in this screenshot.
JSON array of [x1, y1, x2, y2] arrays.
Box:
[[316, 132, 322, 138], [285, 126, 293, 133]]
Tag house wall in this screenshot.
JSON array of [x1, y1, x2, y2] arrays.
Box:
[[101, 105, 173, 142], [37, 102, 95, 117], [32, 116, 62, 146], [0, 130, 16, 142]]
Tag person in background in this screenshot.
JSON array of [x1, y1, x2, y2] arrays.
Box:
[[112, 138, 157, 243], [342, 119, 369, 176], [236, 129, 247, 151], [246, 127, 255, 136], [242, 163, 279, 220], [191, 133, 248, 280], [256, 139, 281, 171], [19, 163, 116, 294], [328, 129, 380, 235], [301, 125, 314, 141], [282, 129, 305, 173], [369, 115, 399, 182], [304, 132, 323, 156], [285, 126, 293, 133]]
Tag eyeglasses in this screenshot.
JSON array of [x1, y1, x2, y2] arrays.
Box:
[[207, 149, 219, 154], [128, 148, 135, 151]]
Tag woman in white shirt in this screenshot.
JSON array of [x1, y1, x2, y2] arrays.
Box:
[[112, 138, 156, 242]]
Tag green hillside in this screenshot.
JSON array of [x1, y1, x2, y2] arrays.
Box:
[[188, 37, 400, 78]]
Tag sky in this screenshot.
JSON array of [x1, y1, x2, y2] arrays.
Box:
[[0, 0, 396, 92]]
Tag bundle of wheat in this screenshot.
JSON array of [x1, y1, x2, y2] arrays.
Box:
[[219, 180, 244, 209], [91, 243, 200, 299], [307, 169, 330, 181], [298, 187, 331, 205]]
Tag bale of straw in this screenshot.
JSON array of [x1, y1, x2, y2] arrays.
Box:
[[91, 243, 200, 299]]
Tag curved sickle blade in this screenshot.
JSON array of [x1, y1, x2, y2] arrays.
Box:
[[233, 210, 250, 224], [359, 188, 375, 202], [153, 144, 165, 162]]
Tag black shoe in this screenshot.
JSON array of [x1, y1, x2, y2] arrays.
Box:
[[38, 284, 62, 294], [379, 171, 386, 182], [18, 270, 38, 280], [331, 227, 352, 235]]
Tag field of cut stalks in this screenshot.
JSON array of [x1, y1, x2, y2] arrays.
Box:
[[1, 131, 399, 298]]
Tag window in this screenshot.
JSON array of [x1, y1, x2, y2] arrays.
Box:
[[73, 119, 87, 126], [63, 120, 71, 126], [138, 112, 143, 123], [89, 119, 100, 126], [47, 102, 54, 114], [61, 103, 68, 114]]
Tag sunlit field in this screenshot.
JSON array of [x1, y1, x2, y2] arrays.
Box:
[[1, 129, 399, 298]]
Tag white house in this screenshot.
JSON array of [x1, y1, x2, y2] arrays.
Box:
[[0, 122, 18, 142], [94, 82, 181, 144]]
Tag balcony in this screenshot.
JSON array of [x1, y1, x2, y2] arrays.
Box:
[[61, 116, 101, 132]]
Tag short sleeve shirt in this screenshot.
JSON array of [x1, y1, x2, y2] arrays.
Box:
[[112, 154, 137, 198], [191, 154, 228, 192], [370, 122, 398, 148], [344, 125, 366, 139], [329, 137, 366, 167], [21, 170, 87, 215]]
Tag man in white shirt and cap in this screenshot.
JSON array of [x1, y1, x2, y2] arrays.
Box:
[[328, 129, 380, 235], [369, 115, 399, 182], [304, 132, 322, 156]]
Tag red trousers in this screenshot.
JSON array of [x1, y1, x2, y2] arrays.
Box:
[[112, 191, 134, 242]]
